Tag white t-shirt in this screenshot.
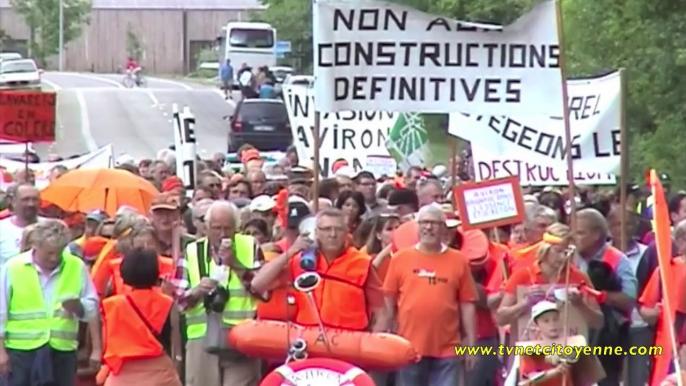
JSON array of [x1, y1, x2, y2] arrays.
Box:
[[0, 217, 45, 266], [0, 217, 25, 266], [239, 70, 253, 87]]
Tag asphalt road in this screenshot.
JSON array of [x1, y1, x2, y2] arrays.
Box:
[[37, 72, 239, 161]]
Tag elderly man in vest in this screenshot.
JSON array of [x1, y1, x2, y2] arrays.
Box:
[[575, 208, 638, 386], [178, 200, 262, 386], [251, 207, 386, 331], [0, 219, 99, 386]]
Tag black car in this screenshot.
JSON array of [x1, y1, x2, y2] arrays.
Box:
[[227, 99, 292, 152]]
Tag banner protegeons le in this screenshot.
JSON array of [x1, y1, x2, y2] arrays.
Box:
[[283, 84, 396, 178], [313, 0, 562, 115], [449, 71, 621, 175]]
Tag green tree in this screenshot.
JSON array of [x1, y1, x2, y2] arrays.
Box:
[[11, 0, 91, 67], [562, 0, 686, 186], [125, 23, 144, 61], [255, 0, 312, 72]]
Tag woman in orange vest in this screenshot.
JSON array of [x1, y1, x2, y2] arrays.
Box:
[[98, 247, 181, 386], [92, 221, 174, 297]]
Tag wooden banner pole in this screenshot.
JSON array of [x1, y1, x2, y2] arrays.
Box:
[[618, 68, 628, 252]]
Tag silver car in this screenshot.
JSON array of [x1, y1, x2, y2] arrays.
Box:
[[0, 59, 42, 90]]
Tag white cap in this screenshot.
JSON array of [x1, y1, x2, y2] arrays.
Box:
[[249, 195, 276, 212], [531, 300, 559, 320], [115, 153, 135, 166], [335, 166, 357, 179], [432, 165, 448, 178]]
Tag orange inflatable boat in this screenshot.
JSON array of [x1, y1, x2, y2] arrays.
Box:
[[228, 320, 420, 370]]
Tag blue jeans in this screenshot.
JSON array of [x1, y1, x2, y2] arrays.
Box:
[[397, 357, 462, 386], [1, 346, 77, 386]]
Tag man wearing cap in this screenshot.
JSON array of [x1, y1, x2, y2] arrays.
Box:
[[67, 210, 108, 260], [249, 195, 276, 229]]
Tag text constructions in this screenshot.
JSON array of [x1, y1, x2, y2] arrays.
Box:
[[314, 0, 562, 115], [0, 91, 56, 143]]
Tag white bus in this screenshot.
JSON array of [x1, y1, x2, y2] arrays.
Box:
[[219, 22, 277, 82]]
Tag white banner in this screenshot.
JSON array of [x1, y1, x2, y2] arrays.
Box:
[[449, 71, 621, 174], [283, 84, 396, 178], [471, 143, 616, 186], [173, 104, 197, 197], [0, 145, 113, 189], [313, 0, 562, 115]]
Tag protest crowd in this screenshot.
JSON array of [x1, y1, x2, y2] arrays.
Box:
[[0, 141, 681, 386], [1, 1, 685, 386]]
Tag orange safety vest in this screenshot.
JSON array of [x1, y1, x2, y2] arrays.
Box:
[[600, 245, 622, 270], [101, 288, 172, 375], [291, 247, 371, 331], [108, 256, 175, 295], [257, 251, 297, 321]]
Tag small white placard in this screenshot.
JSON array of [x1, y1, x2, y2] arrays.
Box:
[[365, 155, 397, 178], [462, 183, 518, 224]]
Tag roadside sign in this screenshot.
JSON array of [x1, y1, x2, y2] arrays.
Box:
[[276, 41, 291, 54]]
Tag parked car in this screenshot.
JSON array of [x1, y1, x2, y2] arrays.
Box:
[[226, 99, 292, 152], [0, 59, 42, 91], [0, 52, 22, 64]]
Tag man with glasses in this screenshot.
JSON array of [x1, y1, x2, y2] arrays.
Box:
[[251, 208, 387, 332]]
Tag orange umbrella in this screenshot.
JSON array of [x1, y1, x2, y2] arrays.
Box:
[[41, 168, 159, 216]]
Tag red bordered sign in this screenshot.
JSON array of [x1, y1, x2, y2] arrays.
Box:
[[453, 176, 525, 231], [0, 91, 56, 143], [260, 358, 375, 386]]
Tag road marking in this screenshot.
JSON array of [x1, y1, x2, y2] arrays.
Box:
[[76, 90, 98, 151], [41, 78, 62, 91], [146, 89, 159, 106], [213, 89, 237, 108], [66, 73, 125, 89], [147, 77, 193, 91]]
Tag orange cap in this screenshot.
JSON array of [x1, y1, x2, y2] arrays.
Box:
[[459, 227, 490, 266]]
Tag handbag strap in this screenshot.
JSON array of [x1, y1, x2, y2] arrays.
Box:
[[197, 239, 208, 278], [125, 294, 163, 344]]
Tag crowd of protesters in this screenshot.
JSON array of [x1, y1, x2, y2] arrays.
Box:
[[0, 141, 683, 386]]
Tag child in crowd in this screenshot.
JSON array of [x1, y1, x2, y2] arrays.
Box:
[[519, 301, 575, 386]]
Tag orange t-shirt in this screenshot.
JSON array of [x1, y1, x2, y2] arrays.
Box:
[[383, 247, 478, 357], [638, 257, 686, 312], [519, 355, 573, 386], [504, 262, 591, 295]]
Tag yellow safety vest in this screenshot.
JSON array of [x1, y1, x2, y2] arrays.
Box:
[[184, 235, 257, 340], [5, 251, 83, 351]]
